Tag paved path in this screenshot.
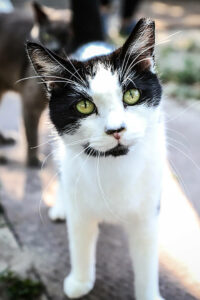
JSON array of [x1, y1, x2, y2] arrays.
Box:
[[0, 92, 200, 300]]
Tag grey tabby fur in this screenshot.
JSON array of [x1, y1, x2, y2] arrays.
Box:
[[0, 2, 72, 166]]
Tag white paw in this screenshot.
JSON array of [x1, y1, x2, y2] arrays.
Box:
[[156, 296, 165, 300], [48, 205, 66, 221], [63, 274, 94, 299]]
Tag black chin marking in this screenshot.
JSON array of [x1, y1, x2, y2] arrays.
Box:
[[84, 143, 129, 157]]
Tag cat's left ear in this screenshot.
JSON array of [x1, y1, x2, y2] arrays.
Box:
[[27, 42, 84, 92], [32, 2, 49, 25], [120, 18, 155, 72], [27, 42, 67, 91]]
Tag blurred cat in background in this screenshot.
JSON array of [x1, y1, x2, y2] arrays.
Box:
[[0, 2, 72, 166]]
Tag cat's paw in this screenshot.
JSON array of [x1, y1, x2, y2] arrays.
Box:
[[63, 274, 94, 299], [48, 205, 66, 221], [156, 296, 165, 300]]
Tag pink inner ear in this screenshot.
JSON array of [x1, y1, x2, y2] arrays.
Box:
[[120, 18, 155, 73], [139, 57, 152, 71]]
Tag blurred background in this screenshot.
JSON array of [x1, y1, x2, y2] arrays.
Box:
[[0, 0, 200, 299]]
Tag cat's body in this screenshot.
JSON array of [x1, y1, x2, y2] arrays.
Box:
[[0, 10, 32, 93], [0, 3, 72, 166], [28, 18, 165, 300]]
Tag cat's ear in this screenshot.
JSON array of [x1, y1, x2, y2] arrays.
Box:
[[120, 18, 155, 72], [26, 42, 66, 90], [32, 2, 49, 25]]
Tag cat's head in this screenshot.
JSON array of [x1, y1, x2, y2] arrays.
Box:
[[27, 18, 162, 158], [30, 2, 72, 53]]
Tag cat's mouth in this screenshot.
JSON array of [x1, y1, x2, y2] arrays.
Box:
[[83, 143, 129, 157]]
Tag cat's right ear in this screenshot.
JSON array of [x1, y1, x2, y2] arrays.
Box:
[[120, 18, 155, 72], [32, 2, 48, 25], [26, 42, 66, 90]]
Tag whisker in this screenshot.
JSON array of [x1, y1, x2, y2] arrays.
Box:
[[65, 54, 87, 87], [166, 136, 189, 153], [122, 74, 138, 88], [165, 127, 190, 145], [167, 142, 200, 173], [41, 149, 56, 171], [168, 155, 190, 201], [44, 47, 87, 88], [164, 101, 198, 124], [37, 80, 77, 85], [16, 75, 70, 84], [30, 140, 52, 150]]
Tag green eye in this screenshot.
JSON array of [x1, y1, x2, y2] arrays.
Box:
[[123, 89, 140, 105], [76, 100, 95, 115], [43, 33, 52, 42]]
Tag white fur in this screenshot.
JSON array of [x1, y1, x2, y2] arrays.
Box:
[[49, 62, 165, 300]]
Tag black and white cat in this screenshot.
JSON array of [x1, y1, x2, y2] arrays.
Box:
[[27, 18, 165, 300]]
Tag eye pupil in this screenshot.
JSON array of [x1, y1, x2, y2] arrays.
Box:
[[76, 99, 95, 115]]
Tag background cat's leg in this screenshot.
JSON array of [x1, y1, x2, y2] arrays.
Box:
[[0, 89, 15, 146], [125, 217, 164, 300], [22, 84, 46, 167], [64, 216, 99, 298]]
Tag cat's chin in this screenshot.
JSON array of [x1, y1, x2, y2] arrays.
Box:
[[83, 143, 129, 157]]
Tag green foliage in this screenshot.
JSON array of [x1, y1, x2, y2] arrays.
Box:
[[160, 58, 200, 85], [165, 83, 200, 100], [158, 38, 200, 101], [160, 45, 174, 57], [0, 270, 44, 300], [186, 40, 199, 52]]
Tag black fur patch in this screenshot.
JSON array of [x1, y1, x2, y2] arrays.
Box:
[[49, 82, 91, 135]]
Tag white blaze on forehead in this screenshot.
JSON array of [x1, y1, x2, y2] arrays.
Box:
[[89, 64, 121, 97], [88, 63, 125, 129]]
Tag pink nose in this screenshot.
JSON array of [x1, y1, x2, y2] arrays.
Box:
[[113, 132, 121, 140]]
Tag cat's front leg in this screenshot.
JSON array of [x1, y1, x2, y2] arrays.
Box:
[[125, 217, 164, 300], [64, 216, 99, 299], [48, 181, 66, 221], [21, 84, 46, 168]]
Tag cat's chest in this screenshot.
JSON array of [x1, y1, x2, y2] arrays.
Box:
[[63, 150, 151, 219]]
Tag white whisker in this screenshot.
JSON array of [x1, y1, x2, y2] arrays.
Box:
[[44, 47, 87, 88], [16, 75, 70, 84]]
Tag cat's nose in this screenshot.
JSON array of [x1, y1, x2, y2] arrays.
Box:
[[105, 124, 126, 140]]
